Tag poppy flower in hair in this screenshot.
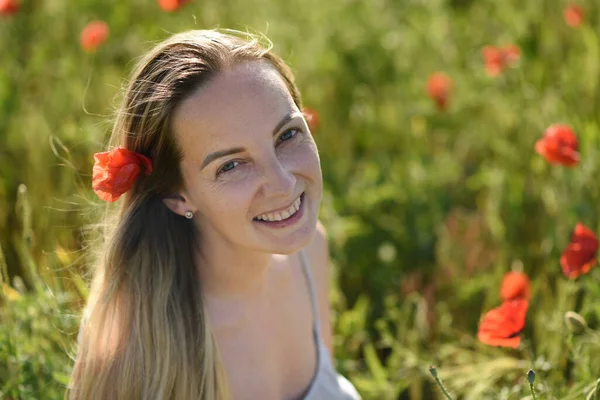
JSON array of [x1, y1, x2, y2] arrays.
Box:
[[535, 124, 579, 167], [92, 146, 153, 202], [560, 223, 598, 279], [477, 298, 528, 348]]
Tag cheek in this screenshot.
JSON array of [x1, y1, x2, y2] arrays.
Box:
[[178, 168, 241, 222], [303, 143, 322, 182], [283, 138, 321, 175], [203, 179, 257, 219]]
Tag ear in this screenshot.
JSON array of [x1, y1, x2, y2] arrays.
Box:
[[162, 191, 196, 218]]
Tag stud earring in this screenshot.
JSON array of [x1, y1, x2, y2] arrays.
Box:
[[185, 211, 193, 219]]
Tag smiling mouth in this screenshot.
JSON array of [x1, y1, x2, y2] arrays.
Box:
[[253, 192, 304, 222]]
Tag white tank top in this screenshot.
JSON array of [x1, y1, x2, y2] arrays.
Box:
[[297, 249, 362, 400]]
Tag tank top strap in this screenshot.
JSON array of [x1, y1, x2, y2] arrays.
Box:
[[299, 249, 321, 336]]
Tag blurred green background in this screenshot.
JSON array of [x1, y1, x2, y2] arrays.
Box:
[[1, 0, 600, 398]]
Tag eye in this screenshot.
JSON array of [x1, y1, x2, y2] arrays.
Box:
[[278, 128, 300, 143], [217, 160, 240, 175]]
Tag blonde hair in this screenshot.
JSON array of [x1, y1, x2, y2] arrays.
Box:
[[67, 29, 302, 400]]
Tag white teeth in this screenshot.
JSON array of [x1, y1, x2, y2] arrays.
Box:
[[256, 194, 303, 222]]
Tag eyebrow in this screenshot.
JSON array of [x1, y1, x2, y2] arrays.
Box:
[[200, 111, 303, 170]]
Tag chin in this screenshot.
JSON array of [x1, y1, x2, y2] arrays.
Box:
[[270, 217, 318, 255]]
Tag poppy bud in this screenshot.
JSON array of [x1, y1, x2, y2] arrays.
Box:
[[527, 369, 536, 385], [564, 311, 587, 334], [429, 365, 438, 378]]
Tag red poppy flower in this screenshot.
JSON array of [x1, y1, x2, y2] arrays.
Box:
[[0, 0, 19, 15], [158, 0, 191, 12], [303, 107, 319, 133], [80, 21, 109, 53], [500, 271, 530, 301], [535, 124, 579, 167], [482, 45, 521, 77], [92, 147, 153, 202], [426, 72, 452, 111], [564, 4, 584, 28], [560, 223, 598, 279], [482, 46, 503, 77], [478, 299, 528, 348]]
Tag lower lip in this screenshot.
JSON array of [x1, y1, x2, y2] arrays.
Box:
[[253, 193, 305, 229]]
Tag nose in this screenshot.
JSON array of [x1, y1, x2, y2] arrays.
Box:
[[260, 157, 296, 199]]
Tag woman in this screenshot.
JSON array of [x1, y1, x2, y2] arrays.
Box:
[[69, 29, 361, 400]]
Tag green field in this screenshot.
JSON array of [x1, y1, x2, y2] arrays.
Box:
[[1, 0, 600, 398]]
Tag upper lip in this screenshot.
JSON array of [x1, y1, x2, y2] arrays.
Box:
[[255, 193, 302, 218]]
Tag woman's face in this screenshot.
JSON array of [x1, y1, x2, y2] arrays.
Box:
[[169, 60, 322, 255]]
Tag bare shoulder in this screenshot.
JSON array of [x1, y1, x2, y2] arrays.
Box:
[[304, 220, 334, 354]]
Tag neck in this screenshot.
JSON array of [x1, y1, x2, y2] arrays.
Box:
[[195, 236, 291, 332], [195, 237, 277, 301]]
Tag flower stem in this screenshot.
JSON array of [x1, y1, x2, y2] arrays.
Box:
[[527, 370, 537, 400], [429, 366, 454, 400], [529, 383, 538, 400]]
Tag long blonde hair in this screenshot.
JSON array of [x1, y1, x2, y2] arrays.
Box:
[[67, 29, 303, 400]]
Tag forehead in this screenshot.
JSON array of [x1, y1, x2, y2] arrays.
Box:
[[172, 61, 297, 158]]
